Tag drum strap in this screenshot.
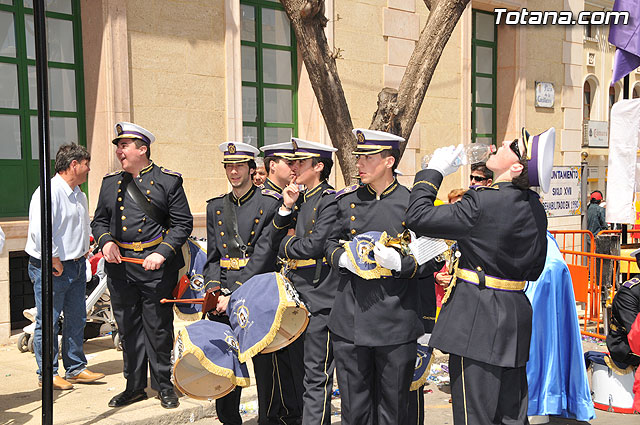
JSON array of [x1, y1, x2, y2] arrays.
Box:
[[302, 191, 327, 285], [122, 173, 170, 228], [223, 194, 250, 258]]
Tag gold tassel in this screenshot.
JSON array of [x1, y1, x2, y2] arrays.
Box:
[[441, 256, 459, 305]]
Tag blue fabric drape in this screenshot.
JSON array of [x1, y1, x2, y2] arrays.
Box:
[[525, 232, 595, 421]]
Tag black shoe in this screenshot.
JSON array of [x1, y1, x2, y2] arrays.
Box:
[[108, 389, 147, 407], [158, 388, 179, 409]]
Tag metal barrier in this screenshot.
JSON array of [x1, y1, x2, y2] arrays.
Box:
[[558, 248, 635, 340]]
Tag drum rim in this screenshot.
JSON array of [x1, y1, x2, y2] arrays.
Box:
[[593, 401, 636, 414]]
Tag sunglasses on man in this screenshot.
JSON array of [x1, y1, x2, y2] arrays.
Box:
[[470, 175, 488, 182], [510, 139, 524, 161]]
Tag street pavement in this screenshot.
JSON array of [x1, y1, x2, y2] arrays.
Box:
[[1, 331, 638, 424]]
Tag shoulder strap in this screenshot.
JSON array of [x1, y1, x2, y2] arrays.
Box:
[[122, 173, 170, 228], [222, 194, 249, 258]]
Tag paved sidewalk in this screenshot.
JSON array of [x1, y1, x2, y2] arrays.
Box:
[[2, 330, 639, 425], [0, 323, 258, 425]]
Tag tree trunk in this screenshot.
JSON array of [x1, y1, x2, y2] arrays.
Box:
[[280, 0, 357, 185], [370, 0, 470, 156], [280, 0, 469, 183]]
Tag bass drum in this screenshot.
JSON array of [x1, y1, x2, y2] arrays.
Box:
[[172, 320, 250, 400], [591, 361, 635, 413]]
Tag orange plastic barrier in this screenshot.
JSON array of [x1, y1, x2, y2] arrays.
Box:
[[597, 229, 621, 236], [550, 230, 594, 253], [558, 248, 635, 340]]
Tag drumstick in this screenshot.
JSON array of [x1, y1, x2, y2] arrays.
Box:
[[160, 289, 220, 318], [160, 298, 204, 304], [121, 256, 144, 265]]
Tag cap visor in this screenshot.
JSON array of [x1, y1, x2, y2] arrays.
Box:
[[352, 147, 388, 155], [222, 157, 252, 164], [112, 135, 148, 145]]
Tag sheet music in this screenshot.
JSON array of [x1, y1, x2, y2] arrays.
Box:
[[408, 236, 449, 265]]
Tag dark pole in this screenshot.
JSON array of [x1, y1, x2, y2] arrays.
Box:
[[33, 0, 54, 423], [622, 75, 630, 244]]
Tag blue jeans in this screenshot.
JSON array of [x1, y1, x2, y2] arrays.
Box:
[[29, 257, 88, 379]]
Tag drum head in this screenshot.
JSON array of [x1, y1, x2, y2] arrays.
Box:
[[174, 353, 235, 400], [172, 320, 250, 401], [261, 305, 309, 353]]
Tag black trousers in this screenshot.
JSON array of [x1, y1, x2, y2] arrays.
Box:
[[407, 386, 425, 425], [302, 311, 335, 425], [449, 355, 529, 425], [205, 314, 243, 425], [108, 271, 177, 392], [253, 336, 305, 425], [333, 334, 416, 425]]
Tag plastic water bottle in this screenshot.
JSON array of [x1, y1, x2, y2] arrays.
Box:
[[421, 143, 496, 170]]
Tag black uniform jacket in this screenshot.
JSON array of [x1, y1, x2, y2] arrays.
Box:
[[91, 162, 193, 281], [406, 169, 547, 368], [203, 185, 286, 293], [277, 181, 338, 314], [325, 179, 440, 346], [607, 277, 640, 366]]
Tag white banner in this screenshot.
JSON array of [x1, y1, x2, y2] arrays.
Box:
[[606, 99, 640, 224]]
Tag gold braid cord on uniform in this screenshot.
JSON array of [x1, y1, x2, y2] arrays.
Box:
[[441, 259, 459, 305]]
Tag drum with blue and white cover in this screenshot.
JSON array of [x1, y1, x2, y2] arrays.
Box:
[[228, 272, 309, 363], [174, 238, 211, 320], [411, 344, 434, 391]]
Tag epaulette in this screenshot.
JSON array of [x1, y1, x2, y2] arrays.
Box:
[[261, 188, 283, 200], [623, 277, 640, 289], [323, 189, 336, 196], [160, 167, 182, 177], [103, 170, 124, 178], [336, 184, 359, 199], [475, 185, 498, 191], [207, 193, 226, 203]]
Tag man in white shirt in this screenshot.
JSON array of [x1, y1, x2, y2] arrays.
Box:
[[25, 143, 104, 390]]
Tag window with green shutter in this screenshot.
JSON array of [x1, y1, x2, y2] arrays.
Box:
[[0, 0, 86, 217], [240, 0, 297, 147], [471, 9, 496, 147]]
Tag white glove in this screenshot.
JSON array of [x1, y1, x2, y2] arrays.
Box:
[[339, 252, 358, 275], [373, 242, 402, 272], [427, 144, 465, 177]]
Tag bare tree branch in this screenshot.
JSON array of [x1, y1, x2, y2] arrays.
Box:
[[280, 0, 357, 185], [370, 0, 470, 155]]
